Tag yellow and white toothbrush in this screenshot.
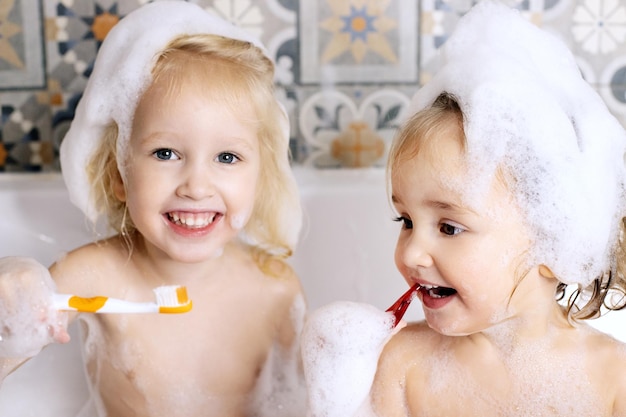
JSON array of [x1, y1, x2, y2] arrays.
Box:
[[53, 285, 192, 314]]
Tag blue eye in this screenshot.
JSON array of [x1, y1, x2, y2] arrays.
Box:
[[153, 149, 178, 160], [440, 222, 463, 236], [217, 152, 240, 164], [393, 216, 413, 230]]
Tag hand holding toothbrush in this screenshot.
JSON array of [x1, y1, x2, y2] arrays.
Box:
[[0, 256, 192, 359], [302, 284, 420, 417], [0, 256, 70, 358]]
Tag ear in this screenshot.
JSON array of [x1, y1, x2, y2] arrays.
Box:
[[538, 264, 556, 279], [112, 170, 127, 202]]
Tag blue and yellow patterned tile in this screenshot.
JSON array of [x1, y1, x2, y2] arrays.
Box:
[[299, 0, 418, 85], [0, 90, 54, 172], [296, 85, 412, 168], [0, 0, 46, 91]]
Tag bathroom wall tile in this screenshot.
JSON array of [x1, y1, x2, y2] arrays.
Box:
[[419, 0, 546, 83], [541, 0, 626, 90], [295, 85, 413, 168], [0, 0, 46, 90], [298, 0, 418, 85], [0, 0, 624, 173], [0, 90, 54, 172]]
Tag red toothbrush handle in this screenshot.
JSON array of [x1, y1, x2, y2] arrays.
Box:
[[386, 283, 420, 327]]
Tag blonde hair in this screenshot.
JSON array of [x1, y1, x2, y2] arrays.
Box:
[[387, 92, 626, 320], [86, 34, 301, 263]]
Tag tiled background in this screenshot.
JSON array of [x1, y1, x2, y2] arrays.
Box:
[[1, 0, 625, 172]]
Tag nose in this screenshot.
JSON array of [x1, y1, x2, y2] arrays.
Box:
[[176, 162, 216, 200], [395, 229, 434, 270]]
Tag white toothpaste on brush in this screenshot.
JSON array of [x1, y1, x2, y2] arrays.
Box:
[[302, 301, 395, 417]]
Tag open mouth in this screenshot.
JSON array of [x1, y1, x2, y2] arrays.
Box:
[[419, 284, 457, 299], [167, 211, 219, 229]]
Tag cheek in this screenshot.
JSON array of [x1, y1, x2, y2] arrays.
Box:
[[393, 236, 403, 266], [223, 171, 259, 226], [121, 174, 156, 216], [393, 239, 411, 279], [229, 211, 250, 231]]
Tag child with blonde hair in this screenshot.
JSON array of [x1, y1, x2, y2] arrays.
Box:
[[302, 2, 626, 416], [0, 2, 305, 416]]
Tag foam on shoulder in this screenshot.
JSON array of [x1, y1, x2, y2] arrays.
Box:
[[302, 301, 394, 417]]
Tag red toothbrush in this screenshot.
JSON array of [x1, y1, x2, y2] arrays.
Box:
[[386, 283, 421, 327]]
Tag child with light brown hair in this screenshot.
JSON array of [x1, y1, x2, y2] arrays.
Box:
[[0, 2, 305, 416], [302, 2, 626, 416]]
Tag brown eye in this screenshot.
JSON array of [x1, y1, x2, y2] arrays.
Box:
[[440, 223, 462, 236], [393, 216, 413, 230]]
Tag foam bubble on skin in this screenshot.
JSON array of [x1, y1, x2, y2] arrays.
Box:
[[76, 315, 108, 417], [0, 257, 66, 358], [251, 295, 307, 416], [408, 1, 626, 286], [230, 212, 248, 231], [302, 301, 395, 417], [422, 323, 602, 415]]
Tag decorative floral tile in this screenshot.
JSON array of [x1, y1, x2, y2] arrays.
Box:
[[299, 0, 418, 84], [0, 0, 46, 90], [297, 87, 412, 168], [1, 0, 625, 172]]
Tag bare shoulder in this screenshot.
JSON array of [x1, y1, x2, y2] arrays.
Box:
[[596, 331, 626, 410], [609, 345, 626, 416], [229, 242, 304, 301], [261, 256, 305, 346], [371, 321, 439, 415], [256, 253, 305, 322], [380, 320, 439, 365], [612, 341, 626, 415], [262, 256, 303, 298], [49, 236, 128, 293], [223, 243, 305, 342], [577, 323, 626, 414]]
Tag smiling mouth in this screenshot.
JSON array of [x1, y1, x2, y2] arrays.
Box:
[[419, 284, 457, 299], [167, 211, 219, 229]]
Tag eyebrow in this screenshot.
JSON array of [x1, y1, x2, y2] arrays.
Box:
[[391, 195, 477, 215]]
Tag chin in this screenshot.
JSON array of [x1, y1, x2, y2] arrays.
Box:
[[425, 316, 473, 336], [166, 245, 225, 263]]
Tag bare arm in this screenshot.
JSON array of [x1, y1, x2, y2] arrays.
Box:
[[369, 328, 411, 417], [611, 349, 626, 416]]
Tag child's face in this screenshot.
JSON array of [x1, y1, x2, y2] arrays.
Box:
[[391, 123, 533, 336], [117, 76, 261, 262]]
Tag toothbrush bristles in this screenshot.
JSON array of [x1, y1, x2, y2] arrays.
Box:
[[154, 285, 189, 306]]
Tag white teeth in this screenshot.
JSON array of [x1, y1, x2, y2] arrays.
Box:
[[421, 284, 439, 290], [420, 284, 449, 299], [169, 212, 215, 228]]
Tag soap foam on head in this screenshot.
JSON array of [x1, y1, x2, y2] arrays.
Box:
[[410, 1, 626, 286]]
